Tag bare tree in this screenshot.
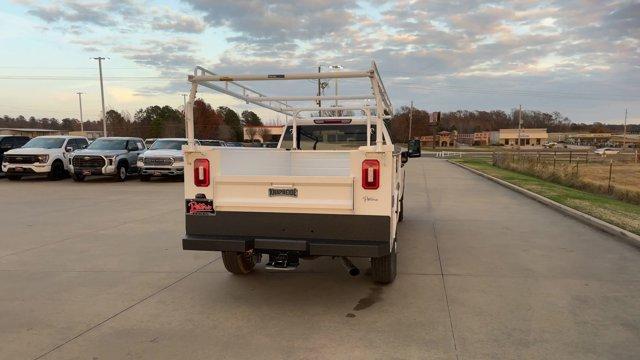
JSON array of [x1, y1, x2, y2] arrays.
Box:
[[246, 126, 259, 142], [257, 127, 271, 142]]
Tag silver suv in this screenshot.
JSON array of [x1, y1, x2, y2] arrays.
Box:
[[69, 137, 145, 181]]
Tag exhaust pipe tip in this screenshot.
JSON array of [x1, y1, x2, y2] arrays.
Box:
[[341, 257, 360, 277]]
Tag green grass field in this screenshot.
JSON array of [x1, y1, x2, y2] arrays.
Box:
[[454, 158, 640, 236]]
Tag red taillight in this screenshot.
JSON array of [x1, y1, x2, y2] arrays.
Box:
[[361, 159, 380, 190], [193, 158, 210, 187]]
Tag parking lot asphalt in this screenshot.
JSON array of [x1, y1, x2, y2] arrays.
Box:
[[1, 158, 639, 359]]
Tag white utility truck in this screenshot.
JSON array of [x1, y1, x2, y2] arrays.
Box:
[[181, 62, 408, 283]]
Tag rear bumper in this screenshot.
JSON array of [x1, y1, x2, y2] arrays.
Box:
[[183, 211, 391, 257]]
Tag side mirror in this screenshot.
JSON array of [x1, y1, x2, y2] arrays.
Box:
[[401, 151, 409, 165], [65, 146, 74, 152]]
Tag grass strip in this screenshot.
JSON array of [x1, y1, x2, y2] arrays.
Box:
[[454, 158, 640, 236]]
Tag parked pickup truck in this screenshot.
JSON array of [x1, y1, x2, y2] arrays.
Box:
[[2, 135, 89, 180], [138, 138, 194, 181], [0, 135, 30, 175], [181, 63, 406, 283], [70, 137, 145, 181]]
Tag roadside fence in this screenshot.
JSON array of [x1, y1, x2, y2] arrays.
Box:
[[492, 150, 640, 205]]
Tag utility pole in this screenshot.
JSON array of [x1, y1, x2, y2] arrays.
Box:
[[181, 94, 188, 114], [317, 66, 322, 109], [408, 101, 414, 141], [622, 108, 628, 149], [181, 94, 189, 137], [76, 92, 84, 132], [93, 57, 108, 137], [517, 104, 522, 150], [328, 65, 343, 115]]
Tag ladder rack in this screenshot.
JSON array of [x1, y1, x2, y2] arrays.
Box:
[[185, 61, 393, 151]]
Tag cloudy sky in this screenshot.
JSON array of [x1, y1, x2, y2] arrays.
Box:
[[1, 0, 638, 124]]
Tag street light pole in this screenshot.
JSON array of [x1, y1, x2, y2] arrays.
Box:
[[93, 57, 108, 137], [623, 108, 628, 149], [76, 92, 84, 132]]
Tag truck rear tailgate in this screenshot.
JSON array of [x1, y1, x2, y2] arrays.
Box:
[[214, 175, 354, 211]]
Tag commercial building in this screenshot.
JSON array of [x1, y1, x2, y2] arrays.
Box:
[[69, 130, 103, 140], [473, 131, 491, 146], [491, 128, 548, 146], [611, 134, 640, 148], [456, 133, 474, 146], [0, 128, 68, 137], [548, 132, 612, 146], [243, 125, 284, 143]]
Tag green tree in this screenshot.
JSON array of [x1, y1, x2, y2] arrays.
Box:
[[193, 99, 225, 140], [241, 110, 263, 126], [134, 106, 184, 138], [105, 110, 130, 136], [217, 106, 243, 141]]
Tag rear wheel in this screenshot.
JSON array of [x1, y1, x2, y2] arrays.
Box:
[[47, 160, 65, 180], [7, 175, 22, 181], [222, 251, 257, 274], [72, 173, 85, 182], [371, 241, 397, 284], [140, 174, 151, 182]]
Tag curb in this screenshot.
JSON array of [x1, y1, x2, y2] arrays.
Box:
[[448, 160, 640, 249]]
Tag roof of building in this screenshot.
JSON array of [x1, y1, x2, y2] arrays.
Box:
[[0, 127, 64, 132]]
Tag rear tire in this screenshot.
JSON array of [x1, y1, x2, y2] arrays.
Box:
[[47, 160, 65, 180], [371, 241, 397, 284], [72, 173, 85, 182], [222, 251, 257, 274], [7, 175, 22, 181], [140, 174, 151, 182]]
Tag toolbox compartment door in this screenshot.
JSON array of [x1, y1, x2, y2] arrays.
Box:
[[213, 175, 354, 212]]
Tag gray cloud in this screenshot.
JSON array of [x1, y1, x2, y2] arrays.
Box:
[[184, 0, 358, 45], [26, 0, 142, 26], [151, 13, 206, 33], [16, 0, 640, 121]]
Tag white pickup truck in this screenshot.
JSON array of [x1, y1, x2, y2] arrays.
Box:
[[181, 63, 407, 283]]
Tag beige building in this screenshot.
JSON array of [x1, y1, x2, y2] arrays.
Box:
[[491, 128, 548, 146], [611, 134, 640, 148], [473, 131, 491, 146], [548, 132, 612, 146], [0, 128, 68, 137], [243, 125, 284, 143], [69, 130, 103, 140]]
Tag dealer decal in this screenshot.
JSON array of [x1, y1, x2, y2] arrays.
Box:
[[186, 199, 215, 215]]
